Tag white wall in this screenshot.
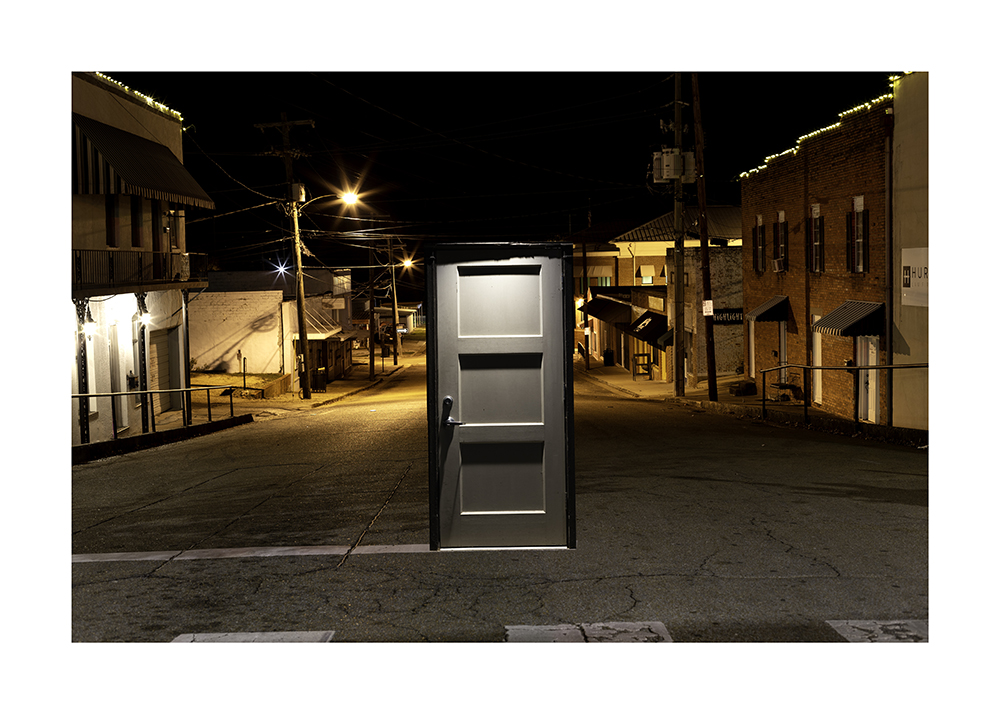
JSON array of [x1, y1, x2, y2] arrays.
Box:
[[892, 72, 929, 430], [188, 291, 284, 374]]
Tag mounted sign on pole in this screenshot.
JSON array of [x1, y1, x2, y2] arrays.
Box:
[[427, 243, 575, 550]]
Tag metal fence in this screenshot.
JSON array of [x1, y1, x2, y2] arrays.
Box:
[[71, 385, 238, 445], [759, 362, 928, 429]]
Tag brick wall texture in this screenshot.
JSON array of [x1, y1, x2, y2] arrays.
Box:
[[742, 99, 892, 423]]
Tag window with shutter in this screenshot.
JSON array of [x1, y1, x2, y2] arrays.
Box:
[[847, 209, 869, 273], [809, 215, 825, 272]]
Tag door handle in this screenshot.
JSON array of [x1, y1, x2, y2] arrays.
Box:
[[442, 396, 464, 426]]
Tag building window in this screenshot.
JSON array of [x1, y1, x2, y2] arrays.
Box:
[[166, 206, 180, 250], [808, 206, 825, 273], [772, 215, 788, 272], [151, 200, 163, 252], [130, 196, 143, 248], [752, 217, 766, 273], [847, 199, 870, 273], [105, 195, 120, 248]]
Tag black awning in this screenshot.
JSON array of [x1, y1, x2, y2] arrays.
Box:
[[623, 311, 673, 349], [583, 297, 632, 323], [812, 301, 885, 336], [73, 113, 215, 209], [746, 295, 789, 322]]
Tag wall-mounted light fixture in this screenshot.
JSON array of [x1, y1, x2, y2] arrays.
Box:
[[83, 307, 97, 338]]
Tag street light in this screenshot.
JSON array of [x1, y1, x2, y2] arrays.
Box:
[[289, 187, 360, 399]]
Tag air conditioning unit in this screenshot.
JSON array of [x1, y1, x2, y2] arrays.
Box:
[[772, 258, 785, 273]]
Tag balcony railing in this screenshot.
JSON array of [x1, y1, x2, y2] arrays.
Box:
[[72, 249, 206, 290]]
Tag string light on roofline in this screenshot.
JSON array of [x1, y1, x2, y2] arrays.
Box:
[[739, 90, 894, 179], [94, 72, 183, 120]]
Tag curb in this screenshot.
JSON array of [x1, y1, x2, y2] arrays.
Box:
[[576, 370, 927, 448], [309, 364, 408, 408]]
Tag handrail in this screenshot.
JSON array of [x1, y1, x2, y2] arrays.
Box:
[[758, 362, 928, 429], [71, 384, 241, 445]]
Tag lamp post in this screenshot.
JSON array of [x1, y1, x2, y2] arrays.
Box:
[[289, 188, 359, 400], [290, 201, 311, 399]]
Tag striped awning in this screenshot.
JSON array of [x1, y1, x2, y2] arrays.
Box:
[[746, 295, 789, 322], [582, 297, 632, 323], [812, 301, 884, 336], [72, 113, 215, 209]]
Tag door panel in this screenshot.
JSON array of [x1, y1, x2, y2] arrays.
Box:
[[429, 244, 573, 549], [149, 329, 170, 414]]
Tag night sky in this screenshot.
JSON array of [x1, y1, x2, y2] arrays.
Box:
[[103, 71, 895, 297]]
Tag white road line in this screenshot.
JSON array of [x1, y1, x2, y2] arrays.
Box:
[[172, 631, 335, 643], [505, 622, 672, 642], [826, 620, 928, 642], [73, 543, 430, 563]]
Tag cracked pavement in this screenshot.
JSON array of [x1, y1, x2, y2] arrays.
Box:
[[72, 359, 928, 642]]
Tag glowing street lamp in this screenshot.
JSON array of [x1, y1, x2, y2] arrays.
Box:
[[289, 186, 364, 399]]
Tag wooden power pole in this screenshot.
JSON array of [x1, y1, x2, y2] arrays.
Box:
[[672, 74, 685, 397], [692, 72, 718, 402]]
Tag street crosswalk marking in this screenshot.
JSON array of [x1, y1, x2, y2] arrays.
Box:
[[73, 543, 431, 563], [505, 622, 672, 642], [826, 620, 928, 642], [172, 631, 335, 642]]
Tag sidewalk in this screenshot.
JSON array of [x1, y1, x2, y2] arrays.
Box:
[[175, 348, 416, 424], [72, 341, 424, 464], [573, 356, 928, 447]]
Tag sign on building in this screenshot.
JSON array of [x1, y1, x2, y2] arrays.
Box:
[[901, 247, 928, 307]]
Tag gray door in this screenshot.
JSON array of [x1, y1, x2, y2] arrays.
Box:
[[429, 244, 574, 549]]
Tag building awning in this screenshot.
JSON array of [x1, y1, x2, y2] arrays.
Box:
[[746, 295, 789, 322], [812, 301, 885, 336], [582, 297, 632, 324], [637, 264, 655, 277], [574, 265, 614, 278], [622, 311, 673, 349], [72, 113, 215, 209], [292, 303, 344, 341]]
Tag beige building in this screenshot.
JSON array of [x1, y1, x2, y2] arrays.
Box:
[[574, 206, 743, 386], [72, 72, 214, 445]]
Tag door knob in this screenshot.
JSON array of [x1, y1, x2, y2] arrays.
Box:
[[442, 396, 464, 426]]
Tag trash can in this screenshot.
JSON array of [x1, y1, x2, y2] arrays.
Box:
[[603, 348, 614, 366]]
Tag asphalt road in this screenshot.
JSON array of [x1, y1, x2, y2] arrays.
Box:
[[71, 358, 928, 643]]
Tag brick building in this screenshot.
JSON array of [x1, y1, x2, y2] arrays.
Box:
[[740, 73, 928, 428], [574, 206, 743, 385]]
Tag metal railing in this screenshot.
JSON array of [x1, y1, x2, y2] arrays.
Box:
[[759, 362, 928, 429], [71, 385, 239, 445], [72, 249, 198, 289]]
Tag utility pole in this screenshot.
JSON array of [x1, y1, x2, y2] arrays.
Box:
[[389, 238, 401, 366], [672, 73, 686, 397], [582, 240, 590, 370], [290, 201, 311, 399], [256, 114, 316, 399], [692, 72, 718, 401], [254, 113, 315, 186], [369, 242, 377, 380]]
